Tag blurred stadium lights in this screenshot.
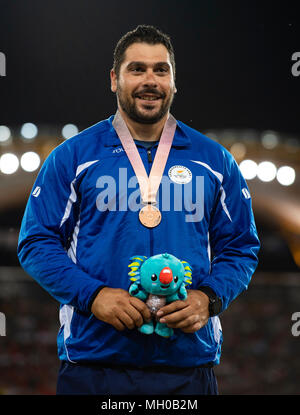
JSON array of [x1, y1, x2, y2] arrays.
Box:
[[239, 159, 258, 180], [229, 142, 247, 159], [20, 123, 38, 140], [0, 125, 297, 189], [239, 159, 296, 186], [20, 151, 40, 172], [261, 130, 279, 149], [0, 153, 19, 174], [0, 126, 11, 143], [276, 166, 296, 186], [257, 161, 277, 182], [62, 124, 78, 139]]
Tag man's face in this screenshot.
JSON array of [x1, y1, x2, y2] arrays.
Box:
[[111, 42, 176, 124]]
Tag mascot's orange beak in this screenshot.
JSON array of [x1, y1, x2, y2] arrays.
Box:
[[159, 267, 173, 284]]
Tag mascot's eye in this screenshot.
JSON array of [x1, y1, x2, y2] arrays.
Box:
[[174, 276, 178, 283], [151, 274, 157, 281]]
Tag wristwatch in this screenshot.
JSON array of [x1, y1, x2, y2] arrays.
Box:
[[198, 286, 222, 317]]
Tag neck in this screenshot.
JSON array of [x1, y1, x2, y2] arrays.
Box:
[[118, 108, 168, 142]]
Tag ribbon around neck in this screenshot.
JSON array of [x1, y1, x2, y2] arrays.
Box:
[[112, 110, 177, 205]]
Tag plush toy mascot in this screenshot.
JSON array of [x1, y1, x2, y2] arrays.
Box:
[[128, 253, 192, 338]]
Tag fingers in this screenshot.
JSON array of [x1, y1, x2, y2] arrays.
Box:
[[158, 301, 195, 329], [125, 301, 149, 328], [114, 309, 138, 331], [156, 300, 188, 326], [181, 321, 204, 333], [161, 312, 199, 328], [109, 307, 145, 331], [93, 288, 208, 333], [111, 317, 126, 331], [113, 301, 150, 331], [129, 296, 152, 322], [157, 300, 188, 317], [159, 307, 200, 329], [159, 310, 208, 332], [156, 292, 210, 333], [92, 288, 150, 331]]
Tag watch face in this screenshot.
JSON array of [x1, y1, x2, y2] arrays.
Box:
[[210, 297, 222, 316]]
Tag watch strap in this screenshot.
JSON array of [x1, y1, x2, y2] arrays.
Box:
[[198, 286, 222, 317]]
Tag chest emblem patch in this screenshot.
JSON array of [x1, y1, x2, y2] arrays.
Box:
[[168, 165, 192, 184]]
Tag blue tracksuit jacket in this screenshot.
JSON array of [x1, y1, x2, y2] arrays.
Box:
[[17, 115, 260, 367]]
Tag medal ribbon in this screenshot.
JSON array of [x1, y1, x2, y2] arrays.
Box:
[[112, 110, 177, 205]]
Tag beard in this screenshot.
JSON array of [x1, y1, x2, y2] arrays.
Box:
[[116, 84, 175, 124]]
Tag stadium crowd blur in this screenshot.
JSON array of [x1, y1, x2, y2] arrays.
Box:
[[0, 125, 299, 395]]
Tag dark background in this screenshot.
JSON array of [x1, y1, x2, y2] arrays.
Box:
[[1, 0, 300, 135], [0, 0, 300, 396]]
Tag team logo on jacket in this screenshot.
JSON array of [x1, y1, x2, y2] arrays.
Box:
[[32, 186, 41, 198], [168, 165, 192, 184]]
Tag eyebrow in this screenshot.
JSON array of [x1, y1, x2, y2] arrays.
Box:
[[126, 61, 170, 69]]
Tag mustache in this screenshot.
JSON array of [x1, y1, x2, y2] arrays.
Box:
[[133, 88, 166, 99]]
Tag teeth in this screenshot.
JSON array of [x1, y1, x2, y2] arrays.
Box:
[[138, 96, 159, 101]]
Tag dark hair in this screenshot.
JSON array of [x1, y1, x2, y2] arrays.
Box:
[[113, 25, 176, 78]]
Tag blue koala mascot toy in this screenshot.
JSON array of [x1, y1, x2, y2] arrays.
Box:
[[128, 253, 192, 338]]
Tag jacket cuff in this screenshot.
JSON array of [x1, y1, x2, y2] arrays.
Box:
[[88, 285, 107, 312], [197, 285, 217, 298]]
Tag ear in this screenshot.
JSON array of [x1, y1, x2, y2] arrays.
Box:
[[110, 68, 117, 93], [128, 255, 147, 282], [181, 260, 192, 286]]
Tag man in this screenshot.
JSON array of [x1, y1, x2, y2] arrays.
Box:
[[17, 25, 260, 395]]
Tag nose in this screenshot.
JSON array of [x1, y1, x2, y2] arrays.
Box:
[[159, 267, 173, 285], [143, 69, 157, 86]]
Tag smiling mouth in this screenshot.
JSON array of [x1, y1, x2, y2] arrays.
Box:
[[161, 284, 170, 289], [136, 95, 161, 101]]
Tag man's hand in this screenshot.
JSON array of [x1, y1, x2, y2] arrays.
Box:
[[91, 287, 151, 331], [156, 290, 210, 333]]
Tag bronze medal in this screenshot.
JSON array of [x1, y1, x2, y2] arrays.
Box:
[[112, 111, 177, 229], [139, 204, 162, 228]]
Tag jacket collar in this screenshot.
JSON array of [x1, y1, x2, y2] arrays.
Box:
[[104, 114, 191, 147]]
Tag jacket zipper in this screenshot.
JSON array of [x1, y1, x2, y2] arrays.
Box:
[[146, 147, 154, 257], [147, 149, 152, 163]]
